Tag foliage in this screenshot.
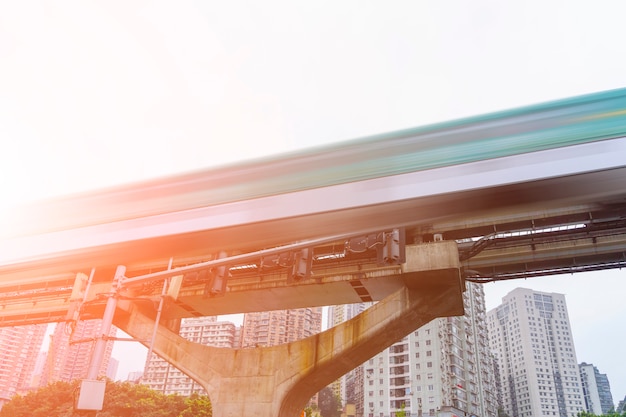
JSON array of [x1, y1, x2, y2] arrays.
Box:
[[395, 402, 407, 417], [97, 381, 186, 417], [0, 380, 212, 417], [317, 387, 341, 417], [577, 412, 626, 417], [0, 381, 76, 417], [179, 392, 212, 417]]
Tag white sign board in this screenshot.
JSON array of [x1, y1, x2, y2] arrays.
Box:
[[76, 379, 106, 411]]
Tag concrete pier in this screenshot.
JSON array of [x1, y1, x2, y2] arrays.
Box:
[[114, 241, 464, 417]]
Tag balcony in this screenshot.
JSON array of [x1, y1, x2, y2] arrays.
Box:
[[390, 344, 408, 354], [390, 365, 409, 376], [390, 376, 410, 387], [391, 399, 410, 410], [390, 388, 409, 398], [391, 354, 409, 364]]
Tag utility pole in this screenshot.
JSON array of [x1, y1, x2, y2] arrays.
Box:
[[76, 265, 125, 411]]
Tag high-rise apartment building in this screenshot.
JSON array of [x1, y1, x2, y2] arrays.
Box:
[[328, 303, 372, 417], [363, 282, 498, 417], [579, 362, 614, 414], [240, 307, 322, 348], [127, 370, 144, 383], [107, 357, 119, 380], [487, 288, 585, 417], [30, 351, 48, 388], [617, 395, 626, 414], [143, 316, 239, 396], [0, 324, 47, 408], [42, 319, 116, 385]]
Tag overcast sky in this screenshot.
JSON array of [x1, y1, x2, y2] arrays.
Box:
[[2, 1, 625, 405]]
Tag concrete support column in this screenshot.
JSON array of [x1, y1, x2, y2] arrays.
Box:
[[115, 241, 464, 417]]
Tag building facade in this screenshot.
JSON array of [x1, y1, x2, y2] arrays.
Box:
[[107, 357, 119, 380], [0, 324, 47, 408], [579, 362, 614, 414], [617, 395, 626, 414], [364, 282, 498, 417], [42, 319, 116, 385], [240, 307, 322, 348], [143, 316, 238, 396], [487, 288, 585, 417]]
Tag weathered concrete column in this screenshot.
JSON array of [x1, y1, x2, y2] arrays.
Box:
[[114, 241, 464, 417]]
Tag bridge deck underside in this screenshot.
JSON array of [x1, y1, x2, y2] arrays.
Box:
[[2, 156, 626, 326]]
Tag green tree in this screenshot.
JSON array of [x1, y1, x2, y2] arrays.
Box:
[[0, 380, 212, 417], [0, 381, 75, 417], [97, 381, 185, 417], [179, 392, 212, 417], [317, 387, 341, 417]]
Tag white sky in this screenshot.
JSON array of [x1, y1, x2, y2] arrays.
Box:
[[2, 0, 625, 405]]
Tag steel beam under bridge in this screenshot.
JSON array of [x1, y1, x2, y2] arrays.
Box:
[[2, 220, 625, 327]]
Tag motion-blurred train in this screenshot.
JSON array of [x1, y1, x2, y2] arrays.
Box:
[[3, 88, 626, 272]]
